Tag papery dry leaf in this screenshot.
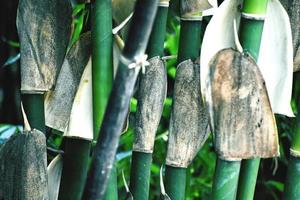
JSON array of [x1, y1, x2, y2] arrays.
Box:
[[133, 57, 167, 153], [206, 48, 279, 161], [17, 0, 72, 93], [0, 129, 48, 200], [166, 60, 209, 168]]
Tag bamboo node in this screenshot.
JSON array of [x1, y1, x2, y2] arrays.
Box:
[[241, 12, 265, 20], [181, 16, 203, 21], [159, 2, 169, 7]]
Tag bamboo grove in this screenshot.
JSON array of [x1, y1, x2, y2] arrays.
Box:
[[0, 0, 300, 199]]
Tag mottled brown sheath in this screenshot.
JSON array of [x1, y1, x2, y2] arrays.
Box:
[[0, 129, 48, 200], [207, 48, 279, 161], [180, 0, 212, 19], [134, 57, 167, 153], [45, 32, 91, 132], [17, 0, 72, 93], [166, 60, 209, 168], [280, 0, 300, 72]]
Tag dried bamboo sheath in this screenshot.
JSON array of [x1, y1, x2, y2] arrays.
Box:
[[166, 60, 209, 168], [17, 0, 72, 93], [207, 48, 278, 161], [180, 0, 213, 19], [133, 57, 167, 153], [0, 130, 48, 200], [45, 33, 91, 132]]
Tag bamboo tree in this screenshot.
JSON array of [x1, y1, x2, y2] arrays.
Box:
[[55, 33, 92, 200], [129, 1, 169, 199], [91, 0, 118, 199], [83, 1, 159, 199], [236, 1, 269, 199], [165, 1, 206, 199]]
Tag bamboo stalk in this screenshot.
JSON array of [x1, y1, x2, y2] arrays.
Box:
[[21, 94, 46, 133], [44, 32, 92, 199], [164, 1, 202, 199], [129, 2, 169, 199], [146, 3, 169, 58], [284, 106, 300, 199], [212, 159, 241, 199], [83, 1, 159, 199], [236, 1, 269, 199], [165, 166, 187, 200], [91, 0, 118, 199], [58, 60, 93, 199], [129, 151, 153, 199], [58, 139, 91, 200], [176, 20, 202, 63]]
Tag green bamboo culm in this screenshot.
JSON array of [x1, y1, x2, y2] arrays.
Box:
[[165, 166, 187, 200], [58, 138, 91, 199], [212, 160, 241, 199], [21, 94, 46, 133], [284, 105, 300, 199], [129, 2, 169, 200], [165, 1, 202, 199], [146, 3, 169, 58], [129, 152, 153, 200], [236, 0, 269, 199], [91, 0, 117, 199], [176, 20, 202, 63]]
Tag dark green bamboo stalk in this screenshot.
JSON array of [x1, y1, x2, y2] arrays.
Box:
[[284, 105, 300, 199], [91, 0, 118, 199], [165, 1, 202, 198], [83, 1, 159, 199], [58, 138, 91, 199], [236, 1, 269, 199], [165, 166, 187, 200], [146, 3, 169, 58], [21, 94, 46, 133], [176, 20, 201, 63], [129, 3, 169, 200], [130, 152, 153, 199], [212, 159, 241, 199]]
